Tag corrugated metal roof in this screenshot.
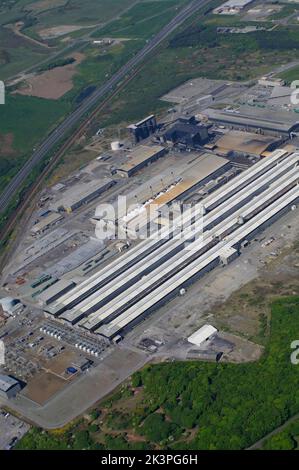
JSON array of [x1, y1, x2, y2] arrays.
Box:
[[204, 107, 299, 133], [95, 183, 299, 337], [118, 145, 165, 172], [0, 375, 19, 392], [51, 149, 293, 316], [188, 325, 217, 346]]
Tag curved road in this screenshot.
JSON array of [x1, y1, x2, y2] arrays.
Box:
[[0, 0, 210, 214]]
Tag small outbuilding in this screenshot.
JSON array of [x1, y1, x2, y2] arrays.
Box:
[[0, 297, 22, 316], [188, 324, 218, 347], [72, 357, 93, 372], [0, 375, 22, 399]]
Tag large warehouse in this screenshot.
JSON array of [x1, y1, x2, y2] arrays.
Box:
[[50, 178, 116, 213], [203, 106, 299, 136], [116, 145, 167, 177], [119, 154, 230, 238], [215, 130, 281, 157], [44, 149, 299, 339], [0, 375, 21, 399]]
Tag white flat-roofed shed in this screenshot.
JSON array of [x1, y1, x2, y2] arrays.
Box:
[[188, 324, 218, 347]]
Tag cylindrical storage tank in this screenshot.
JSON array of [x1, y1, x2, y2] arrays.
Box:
[[111, 141, 121, 151]]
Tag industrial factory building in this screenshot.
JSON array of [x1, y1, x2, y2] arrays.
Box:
[[31, 212, 64, 235], [215, 130, 281, 157], [50, 178, 116, 213], [127, 115, 157, 143], [37, 279, 76, 306], [0, 375, 21, 399], [118, 154, 230, 238], [163, 117, 209, 148], [204, 106, 299, 136], [213, 0, 254, 15], [116, 145, 167, 177], [44, 149, 299, 339]]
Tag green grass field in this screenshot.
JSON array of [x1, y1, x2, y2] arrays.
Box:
[[0, 0, 142, 79], [0, 94, 70, 193], [278, 64, 299, 84], [71, 40, 144, 94], [0, 0, 139, 27], [92, 0, 189, 39], [0, 0, 190, 205], [268, 3, 298, 21], [1, 0, 299, 228]]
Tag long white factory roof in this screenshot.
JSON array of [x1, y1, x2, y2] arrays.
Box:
[[61, 155, 299, 326], [49, 148, 292, 313], [97, 185, 299, 338], [61, 237, 185, 322], [202, 149, 289, 211], [81, 165, 299, 331]]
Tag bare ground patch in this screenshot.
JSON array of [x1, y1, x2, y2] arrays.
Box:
[[15, 52, 85, 100], [38, 25, 95, 40], [6, 22, 50, 49], [22, 371, 68, 405]]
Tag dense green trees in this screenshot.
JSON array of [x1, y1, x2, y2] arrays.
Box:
[[106, 411, 133, 431], [136, 297, 299, 449], [169, 24, 299, 53], [263, 416, 299, 449], [15, 428, 69, 450], [263, 431, 296, 450], [140, 413, 183, 443]]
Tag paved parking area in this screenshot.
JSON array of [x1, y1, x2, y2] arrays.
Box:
[[0, 410, 30, 450]]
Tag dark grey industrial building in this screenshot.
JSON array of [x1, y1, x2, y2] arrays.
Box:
[[50, 178, 116, 213], [127, 115, 157, 143], [163, 117, 209, 148], [204, 106, 299, 137], [0, 375, 22, 399]]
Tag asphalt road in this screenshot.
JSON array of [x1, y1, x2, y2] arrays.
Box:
[[0, 0, 210, 215]]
